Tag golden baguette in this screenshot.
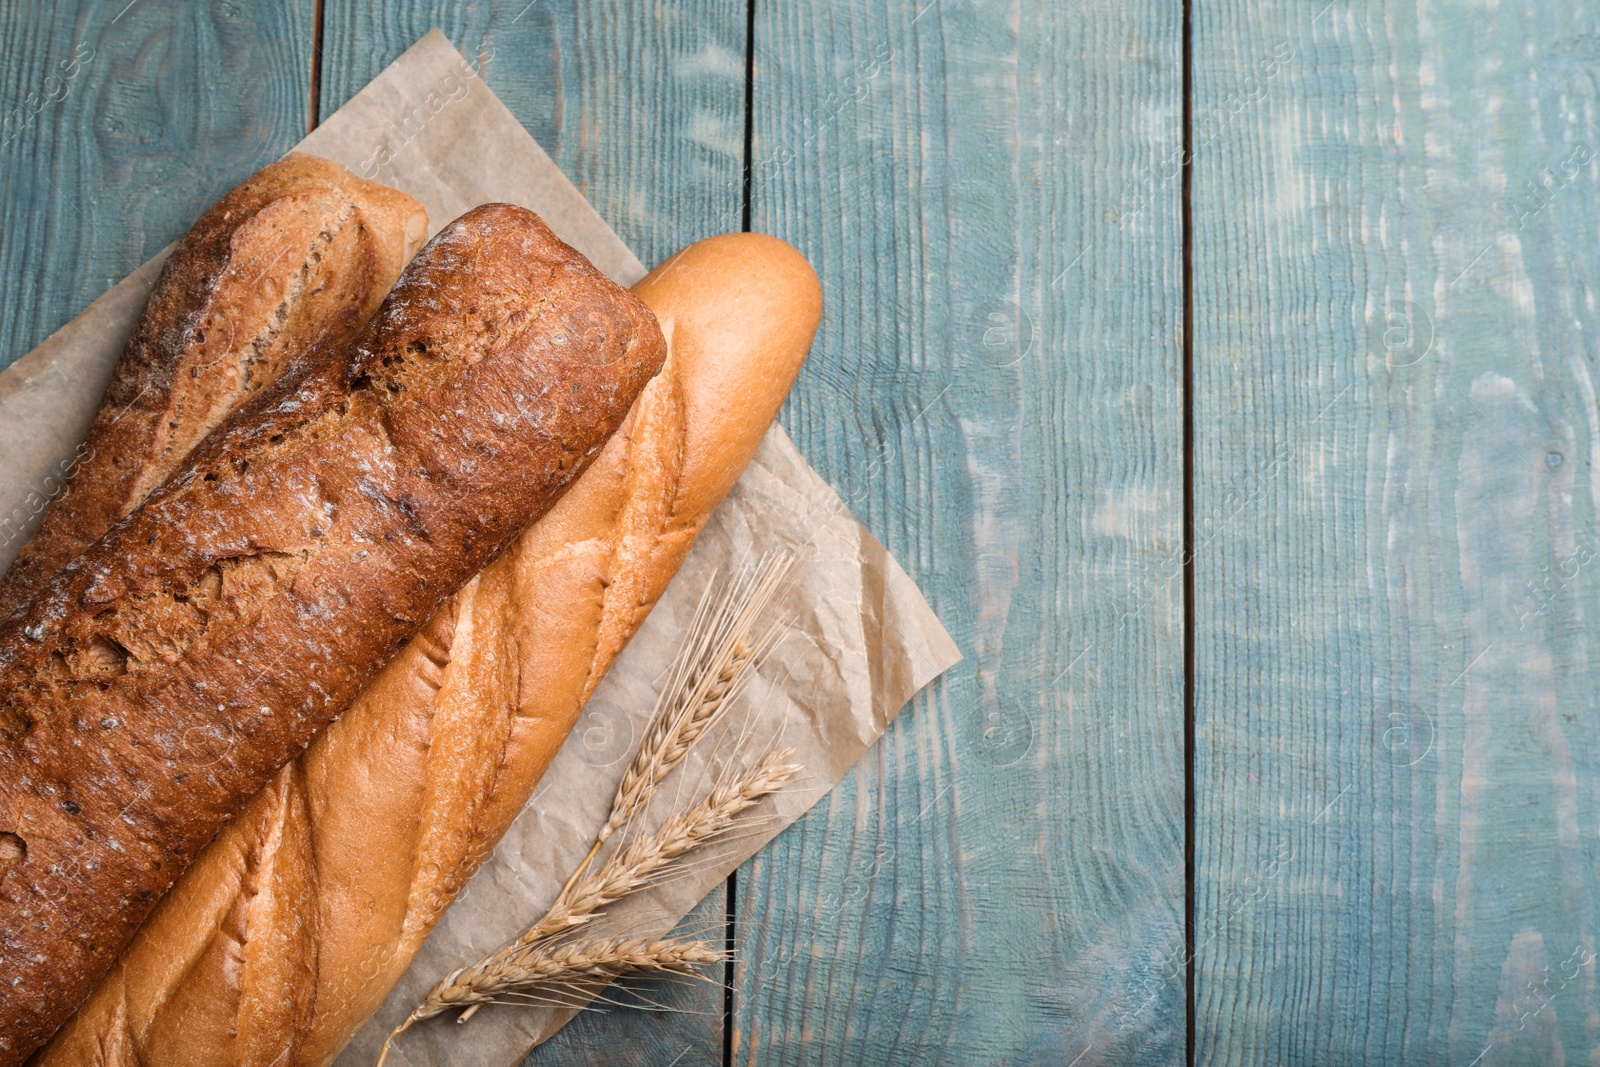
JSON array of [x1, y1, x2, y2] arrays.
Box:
[[32, 233, 822, 1067]]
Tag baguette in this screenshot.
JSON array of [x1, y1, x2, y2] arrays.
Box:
[[32, 233, 822, 1066], [0, 204, 667, 1066], [0, 153, 428, 620]]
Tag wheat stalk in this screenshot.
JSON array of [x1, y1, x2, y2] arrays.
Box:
[[417, 935, 724, 1020], [551, 552, 795, 900], [519, 747, 800, 946], [376, 937, 725, 1066], [601, 554, 794, 845]]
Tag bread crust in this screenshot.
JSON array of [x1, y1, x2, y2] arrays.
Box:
[[0, 203, 666, 1067], [0, 153, 429, 621], [29, 232, 821, 1067]]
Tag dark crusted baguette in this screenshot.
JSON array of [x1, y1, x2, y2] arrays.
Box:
[[0, 203, 667, 1066], [0, 152, 429, 621]]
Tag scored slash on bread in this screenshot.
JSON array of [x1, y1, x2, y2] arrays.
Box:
[[0, 201, 668, 1067], [29, 233, 822, 1067]]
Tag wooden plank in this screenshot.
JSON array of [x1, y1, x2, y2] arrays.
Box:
[[0, 0, 315, 375], [316, 5, 746, 1064], [1192, 2, 1600, 1062], [735, 1, 1186, 1062], [319, 0, 749, 269]]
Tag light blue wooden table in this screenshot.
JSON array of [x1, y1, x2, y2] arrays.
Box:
[[2, 1, 1596, 1064]]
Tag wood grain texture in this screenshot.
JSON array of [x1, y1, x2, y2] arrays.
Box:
[[1192, 1, 1600, 1063], [318, 0, 748, 270], [316, 6, 745, 1064], [0, 0, 314, 374], [735, 1, 1186, 1063]]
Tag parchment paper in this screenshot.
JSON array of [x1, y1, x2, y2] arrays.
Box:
[[0, 30, 960, 1067]]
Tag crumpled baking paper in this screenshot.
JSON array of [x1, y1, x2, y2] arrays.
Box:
[[0, 29, 960, 1067]]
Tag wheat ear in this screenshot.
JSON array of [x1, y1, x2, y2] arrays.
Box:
[[521, 747, 798, 947], [375, 936, 726, 1065], [559, 551, 795, 896], [376, 935, 720, 1065]]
